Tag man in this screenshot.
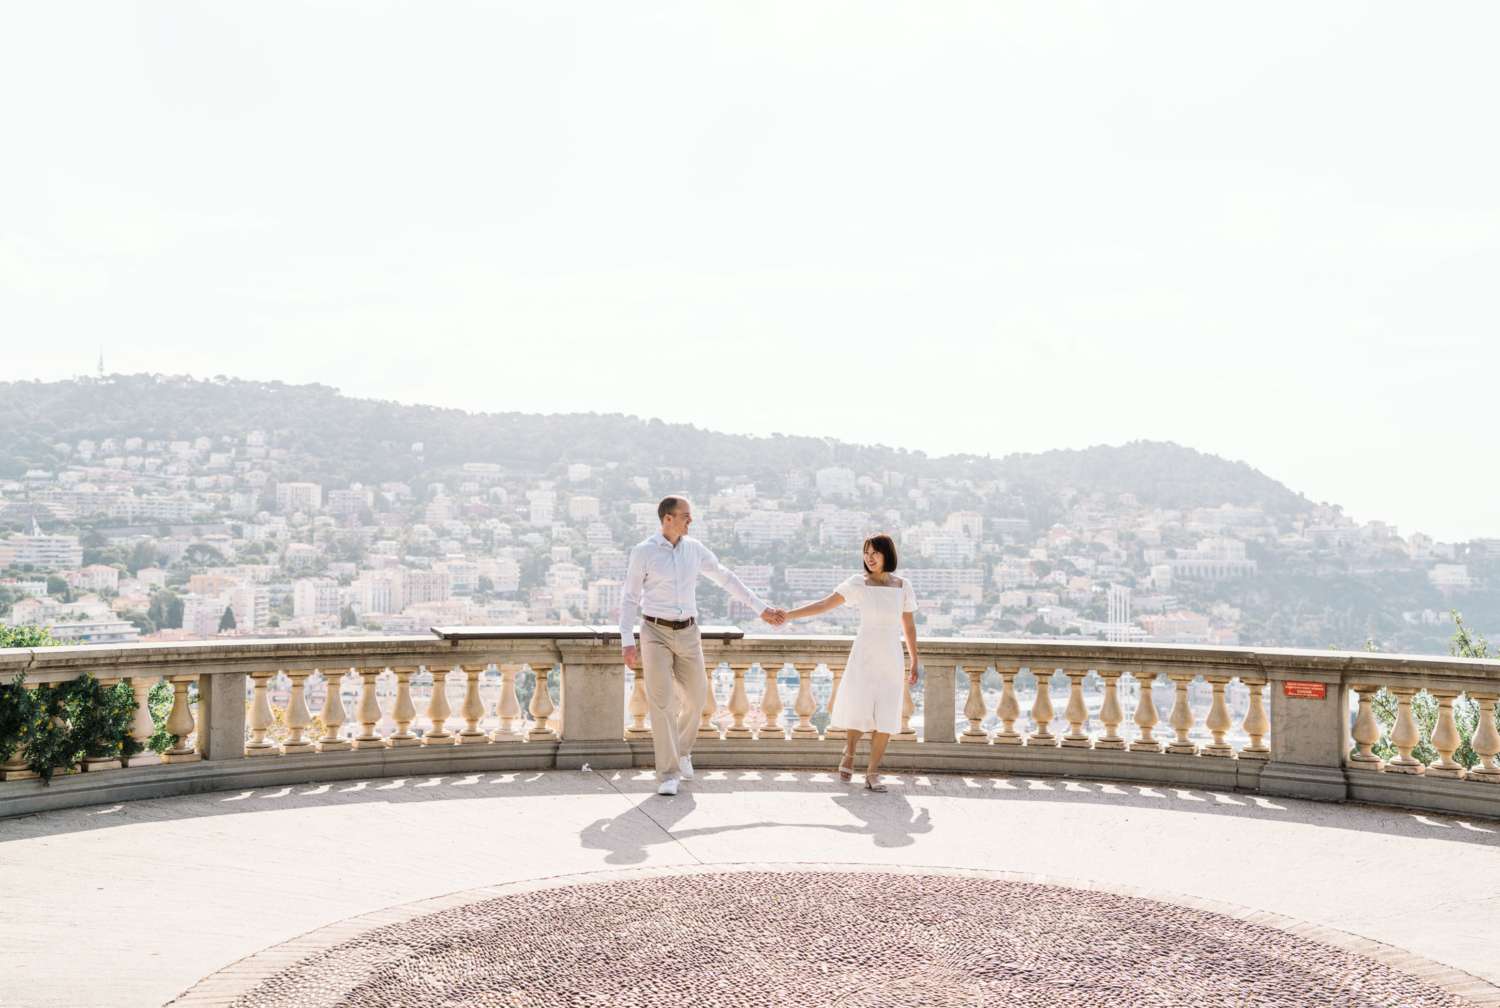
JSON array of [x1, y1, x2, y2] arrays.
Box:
[[620, 494, 785, 795]]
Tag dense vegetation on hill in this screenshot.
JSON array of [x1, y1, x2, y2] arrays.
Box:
[[0, 375, 1306, 525]]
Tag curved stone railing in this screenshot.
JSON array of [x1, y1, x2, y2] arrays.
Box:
[[2, 627, 1497, 820]]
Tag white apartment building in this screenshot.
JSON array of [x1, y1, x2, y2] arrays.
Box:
[[920, 535, 975, 564], [180, 593, 228, 636], [479, 557, 521, 593], [735, 511, 802, 547], [568, 496, 601, 522], [945, 511, 983, 540], [630, 502, 657, 529], [590, 549, 627, 581], [326, 485, 374, 515], [817, 509, 870, 548], [815, 467, 857, 498], [0, 534, 84, 570], [402, 569, 451, 605], [276, 482, 323, 512], [434, 560, 479, 593], [293, 578, 341, 618], [224, 585, 271, 629], [546, 563, 585, 590], [585, 522, 613, 548], [527, 489, 556, 528], [588, 579, 623, 619], [567, 464, 592, 483], [351, 577, 398, 614]]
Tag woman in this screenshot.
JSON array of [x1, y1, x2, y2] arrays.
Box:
[[781, 534, 919, 791]]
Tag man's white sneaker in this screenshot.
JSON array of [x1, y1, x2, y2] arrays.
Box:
[[678, 756, 694, 780], [656, 778, 679, 796]]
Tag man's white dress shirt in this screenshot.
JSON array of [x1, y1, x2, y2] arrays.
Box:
[[618, 533, 766, 648]]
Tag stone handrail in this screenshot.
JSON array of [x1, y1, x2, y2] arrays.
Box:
[[2, 627, 1498, 820]]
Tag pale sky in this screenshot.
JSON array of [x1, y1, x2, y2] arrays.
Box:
[[3, 3, 1497, 540]]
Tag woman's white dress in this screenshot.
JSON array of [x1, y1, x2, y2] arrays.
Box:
[[828, 573, 916, 734]]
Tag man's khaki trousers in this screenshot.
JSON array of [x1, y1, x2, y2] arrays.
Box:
[[638, 619, 707, 782]]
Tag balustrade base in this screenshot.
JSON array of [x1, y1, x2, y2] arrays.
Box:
[[1201, 745, 1235, 758], [1384, 762, 1426, 775], [1259, 763, 1346, 802], [351, 738, 386, 750], [243, 745, 278, 758], [487, 731, 522, 743], [960, 732, 990, 744], [455, 733, 489, 745], [1128, 741, 1162, 753], [78, 759, 123, 772], [124, 751, 161, 767], [279, 742, 316, 755], [1026, 736, 1057, 747], [1469, 769, 1500, 784], [385, 737, 421, 748], [1238, 748, 1270, 761], [1060, 737, 1091, 748], [1424, 766, 1466, 779], [314, 740, 351, 753], [1166, 743, 1199, 755], [160, 752, 201, 764], [557, 740, 632, 771], [1, 768, 40, 781], [527, 731, 559, 742], [1094, 739, 1125, 751], [993, 734, 1022, 746]]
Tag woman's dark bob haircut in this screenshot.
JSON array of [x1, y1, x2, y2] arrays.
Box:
[[862, 534, 898, 573]]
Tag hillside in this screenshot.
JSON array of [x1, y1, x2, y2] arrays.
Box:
[[0, 375, 1309, 522]]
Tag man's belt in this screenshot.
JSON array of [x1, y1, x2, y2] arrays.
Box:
[[643, 615, 696, 630]]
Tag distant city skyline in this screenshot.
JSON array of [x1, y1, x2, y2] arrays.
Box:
[[4, 3, 1498, 541]]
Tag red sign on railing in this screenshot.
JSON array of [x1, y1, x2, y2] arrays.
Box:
[[1283, 681, 1327, 699]]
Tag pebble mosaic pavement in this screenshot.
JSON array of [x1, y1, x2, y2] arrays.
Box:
[[226, 870, 1477, 1008]]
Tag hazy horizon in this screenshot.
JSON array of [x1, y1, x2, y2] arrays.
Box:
[[4, 3, 1497, 541]]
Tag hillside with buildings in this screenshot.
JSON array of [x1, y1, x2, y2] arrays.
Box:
[[0, 374, 1493, 656]]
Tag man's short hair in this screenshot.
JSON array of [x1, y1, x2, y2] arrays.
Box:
[[658, 495, 690, 521]]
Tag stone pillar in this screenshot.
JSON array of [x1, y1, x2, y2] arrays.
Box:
[[386, 667, 420, 747], [960, 667, 990, 743], [757, 663, 786, 740], [1095, 670, 1125, 750], [993, 668, 1022, 745], [160, 675, 201, 764], [281, 669, 316, 755], [456, 665, 488, 744], [1202, 676, 1234, 757], [897, 677, 918, 741], [194, 672, 244, 761], [244, 670, 277, 757], [1262, 674, 1350, 800], [528, 664, 558, 741], [1130, 672, 1162, 752], [1239, 678, 1270, 759], [922, 664, 957, 744], [557, 648, 629, 769], [316, 668, 352, 752], [625, 666, 651, 740], [124, 676, 161, 767], [424, 666, 455, 745], [1347, 685, 1384, 770], [1164, 673, 1198, 755], [699, 663, 723, 739], [1425, 691, 1466, 778], [824, 665, 847, 741], [1026, 668, 1056, 746], [1060, 669, 1090, 747], [791, 664, 820, 740], [725, 664, 753, 739], [351, 668, 387, 749], [1470, 693, 1500, 784], [490, 665, 523, 742], [1385, 686, 1424, 774]]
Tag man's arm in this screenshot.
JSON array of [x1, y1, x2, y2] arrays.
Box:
[[618, 546, 646, 656], [697, 544, 781, 622]]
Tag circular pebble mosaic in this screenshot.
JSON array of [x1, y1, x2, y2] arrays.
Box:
[[229, 870, 1475, 1008]]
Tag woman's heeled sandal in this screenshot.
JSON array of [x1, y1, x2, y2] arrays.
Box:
[[865, 773, 887, 792], [837, 753, 856, 783]]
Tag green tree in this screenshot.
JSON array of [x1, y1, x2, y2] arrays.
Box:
[[45, 574, 71, 601], [218, 605, 237, 631], [339, 605, 358, 628], [148, 590, 184, 630]]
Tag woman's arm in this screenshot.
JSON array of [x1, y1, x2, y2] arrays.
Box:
[[902, 611, 920, 684], [783, 592, 846, 620]]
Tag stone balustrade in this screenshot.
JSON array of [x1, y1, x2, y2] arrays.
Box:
[[2, 627, 1498, 820]]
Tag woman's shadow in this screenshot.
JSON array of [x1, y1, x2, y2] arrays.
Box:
[[580, 784, 933, 864]]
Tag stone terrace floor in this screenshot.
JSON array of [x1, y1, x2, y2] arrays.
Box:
[[1, 769, 1498, 1007]]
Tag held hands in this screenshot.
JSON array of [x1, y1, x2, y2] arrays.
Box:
[[760, 607, 789, 626]]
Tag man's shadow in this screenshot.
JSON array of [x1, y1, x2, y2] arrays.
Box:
[[580, 785, 933, 864]]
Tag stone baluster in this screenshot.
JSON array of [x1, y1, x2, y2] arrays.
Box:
[[824, 665, 847, 741], [245, 670, 277, 757], [280, 669, 316, 755], [1130, 671, 1162, 752], [1425, 691, 1466, 778], [699, 663, 723, 739], [757, 663, 785, 740], [386, 667, 420, 747], [456, 664, 489, 743], [1, 681, 38, 780], [316, 668, 352, 752], [1165, 673, 1198, 755], [1470, 693, 1500, 783], [961, 666, 989, 743], [993, 667, 1022, 744], [352, 667, 387, 749], [491, 665, 523, 742], [1385, 686, 1424, 774], [1061, 669, 1091, 747], [791, 664, 820, 739], [528, 664, 558, 741], [625, 666, 652, 739], [1347, 684, 1384, 770], [897, 675, 917, 740], [422, 666, 455, 745], [1094, 670, 1125, 750], [725, 664, 753, 739], [161, 675, 201, 763], [1202, 676, 1234, 757], [79, 678, 125, 771], [1239, 678, 1270, 758], [125, 676, 161, 766], [1026, 668, 1057, 746]]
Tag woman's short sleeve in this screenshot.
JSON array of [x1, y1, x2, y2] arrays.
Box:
[[836, 574, 863, 605], [902, 578, 917, 613]]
